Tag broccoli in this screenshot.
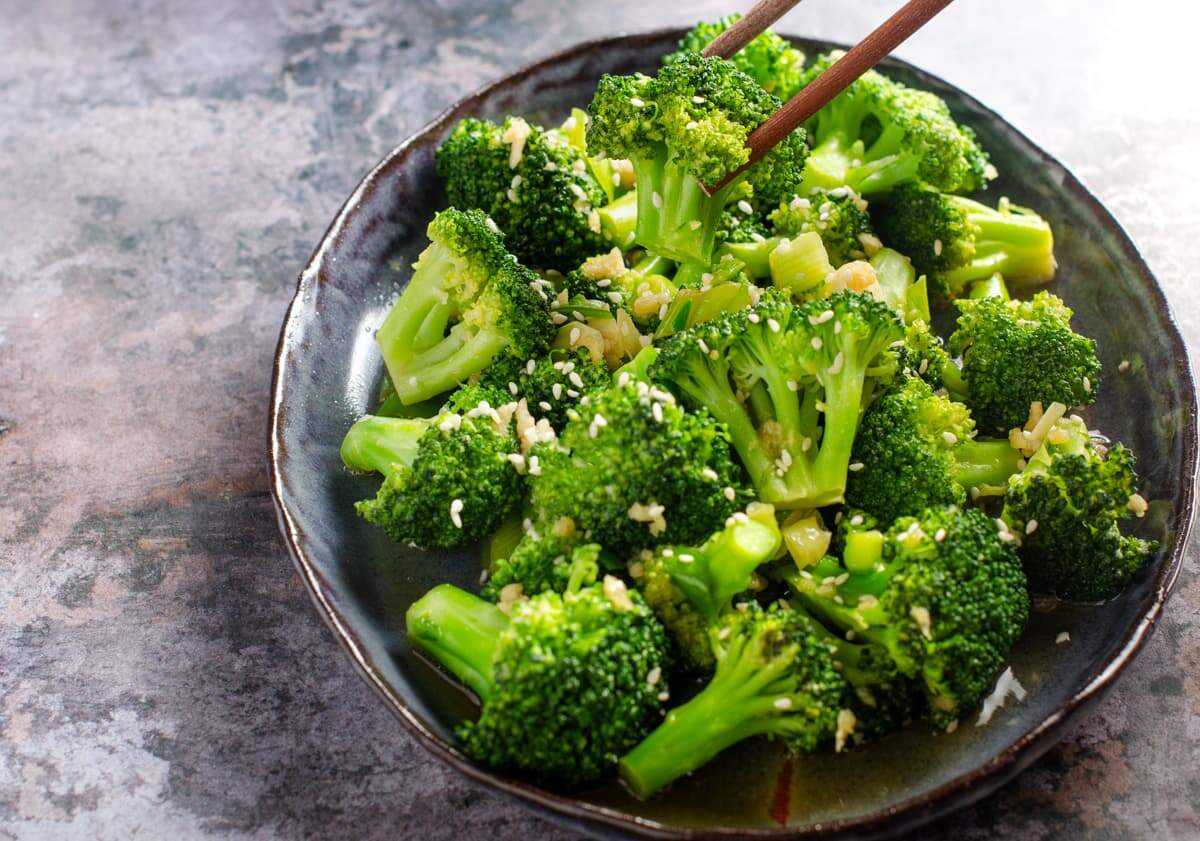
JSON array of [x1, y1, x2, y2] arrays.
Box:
[[483, 533, 619, 602], [665, 15, 806, 99], [847, 377, 1022, 521], [769, 188, 874, 266], [652, 290, 903, 509], [406, 575, 669, 789], [587, 51, 807, 265], [948, 292, 1100, 432], [895, 319, 956, 390], [637, 509, 783, 671], [478, 348, 610, 429], [618, 604, 845, 798], [798, 54, 989, 197], [527, 382, 749, 555], [436, 117, 611, 270], [340, 410, 521, 548], [564, 249, 679, 327], [1003, 415, 1155, 601], [792, 506, 1029, 727], [873, 183, 1056, 300], [376, 208, 552, 404]]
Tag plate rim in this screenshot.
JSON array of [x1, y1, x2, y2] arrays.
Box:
[[267, 28, 1198, 839]]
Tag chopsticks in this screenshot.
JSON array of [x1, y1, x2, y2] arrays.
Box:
[[704, 0, 956, 193], [702, 0, 806, 60]]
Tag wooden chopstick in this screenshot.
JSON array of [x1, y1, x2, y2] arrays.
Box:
[[701, 0, 806, 60], [705, 0, 956, 193]]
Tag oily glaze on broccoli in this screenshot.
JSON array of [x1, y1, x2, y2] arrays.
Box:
[[527, 382, 749, 555], [478, 348, 610, 430], [653, 290, 903, 509], [406, 576, 669, 789], [847, 377, 1021, 521], [619, 604, 846, 798], [340, 410, 521, 548], [664, 15, 806, 99], [1003, 415, 1154, 601], [792, 506, 1029, 728], [637, 510, 782, 671], [873, 183, 1056, 300], [376, 208, 553, 404], [587, 51, 807, 265], [798, 54, 989, 197], [436, 117, 611, 270], [949, 292, 1100, 432], [770, 188, 874, 266]]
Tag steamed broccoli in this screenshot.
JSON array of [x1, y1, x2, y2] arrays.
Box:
[[792, 506, 1029, 727], [948, 292, 1100, 432], [1003, 415, 1154, 601], [478, 348, 610, 429], [873, 183, 1055, 300], [406, 576, 669, 789], [619, 604, 845, 798], [847, 377, 1022, 521], [436, 117, 611, 270], [637, 509, 782, 671], [587, 51, 807, 265], [376, 208, 552, 404], [652, 290, 903, 509], [798, 54, 989, 197], [894, 319, 956, 390], [664, 15, 806, 99], [482, 534, 613, 601], [770, 188, 874, 266], [340, 410, 521, 548], [527, 382, 749, 555]]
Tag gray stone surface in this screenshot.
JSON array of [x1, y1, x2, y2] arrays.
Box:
[[1, 0, 1197, 838]]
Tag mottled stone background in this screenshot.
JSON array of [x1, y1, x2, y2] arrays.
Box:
[[1, 0, 1197, 838]]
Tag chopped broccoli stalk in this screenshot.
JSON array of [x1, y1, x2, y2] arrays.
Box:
[[407, 578, 670, 789], [844, 529, 884, 574], [769, 232, 833, 294], [654, 279, 754, 340], [969, 272, 1010, 301], [718, 238, 778, 278], [598, 190, 638, 249], [619, 605, 845, 798], [869, 247, 927, 323], [873, 184, 1055, 300], [769, 189, 874, 266], [1003, 416, 1155, 601], [665, 15, 806, 99], [798, 54, 989, 197], [376, 209, 552, 404], [340, 415, 425, 476], [781, 510, 833, 570], [587, 51, 807, 265], [949, 292, 1100, 431], [482, 512, 525, 571]]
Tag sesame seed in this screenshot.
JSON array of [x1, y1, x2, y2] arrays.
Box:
[[811, 336, 823, 350], [773, 698, 793, 710], [1056, 631, 1071, 645], [629, 97, 645, 108], [652, 191, 663, 209], [692, 95, 705, 104], [801, 437, 812, 452], [646, 666, 662, 686], [767, 318, 781, 333], [827, 351, 844, 375], [449, 499, 464, 529], [723, 486, 736, 501], [684, 120, 698, 130], [506, 453, 527, 473], [942, 431, 958, 445], [508, 382, 519, 396], [657, 690, 670, 702], [850, 514, 864, 526], [651, 402, 664, 423], [569, 371, 585, 388], [1119, 359, 1131, 372], [552, 383, 563, 400], [1025, 519, 1039, 535], [568, 327, 581, 345], [848, 462, 864, 472], [933, 239, 943, 256], [678, 553, 694, 564], [737, 200, 754, 215], [934, 528, 947, 542], [538, 400, 553, 412], [747, 312, 760, 324], [1082, 376, 1091, 393], [528, 455, 541, 475]]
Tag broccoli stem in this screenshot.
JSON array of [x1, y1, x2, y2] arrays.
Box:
[[952, 438, 1023, 491], [785, 364, 868, 507], [633, 251, 674, 277], [941, 198, 1056, 288], [340, 416, 426, 476], [968, 273, 1010, 301], [598, 190, 638, 248], [718, 238, 779, 278], [405, 584, 508, 702], [632, 155, 737, 264]]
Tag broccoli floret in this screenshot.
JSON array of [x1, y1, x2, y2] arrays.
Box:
[[1003, 416, 1155, 602], [340, 410, 521, 548], [527, 382, 749, 555], [637, 510, 783, 672], [443, 381, 513, 415], [587, 51, 807, 265], [478, 348, 609, 430], [665, 15, 806, 99], [769, 189, 874, 266], [798, 54, 989, 197], [376, 208, 553, 404], [482, 533, 614, 601], [618, 604, 845, 798], [847, 378, 1022, 521], [792, 506, 1029, 728], [949, 292, 1100, 432], [406, 576, 669, 789], [873, 183, 1056, 300], [436, 117, 611, 270], [653, 290, 903, 509], [894, 319, 955, 390], [564, 249, 680, 328]]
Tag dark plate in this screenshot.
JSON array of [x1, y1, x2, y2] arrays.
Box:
[[268, 30, 1197, 839]]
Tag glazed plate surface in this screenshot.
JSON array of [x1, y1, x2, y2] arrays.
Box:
[[268, 31, 1196, 839]]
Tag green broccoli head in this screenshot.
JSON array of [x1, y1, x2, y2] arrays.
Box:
[[587, 51, 807, 264], [482, 533, 614, 601], [847, 377, 1022, 522], [769, 188, 874, 266], [527, 382, 750, 556], [478, 348, 610, 430], [620, 604, 846, 797], [665, 15, 806, 99], [949, 292, 1100, 432], [894, 319, 955, 390], [873, 183, 1056, 300], [793, 506, 1029, 728], [340, 410, 522, 549], [406, 578, 669, 790], [799, 54, 989, 197], [435, 117, 612, 270], [1003, 416, 1155, 602], [375, 208, 553, 404]]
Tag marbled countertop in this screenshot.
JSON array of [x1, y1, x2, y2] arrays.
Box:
[[2, 1, 1197, 838]]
